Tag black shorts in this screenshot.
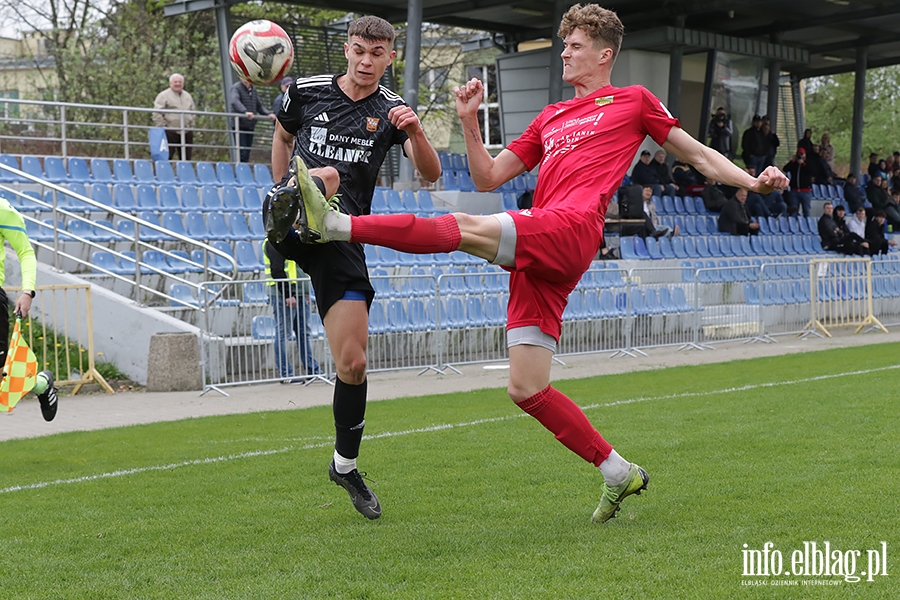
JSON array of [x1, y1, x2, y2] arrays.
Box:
[[263, 192, 373, 318]]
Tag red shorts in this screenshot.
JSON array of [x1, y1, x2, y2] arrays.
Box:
[[504, 207, 603, 340]]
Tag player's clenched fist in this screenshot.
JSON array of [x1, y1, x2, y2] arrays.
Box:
[[388, 105, 423, 134], [455, 77, 484, 119]]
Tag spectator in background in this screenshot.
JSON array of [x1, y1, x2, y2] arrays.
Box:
[[865, 210, 897, 255], [832, 205, 866, 255], [867, 153, 880, 179], [718, 188, 759, 236], [152, 73, 196, 160], [671, 158, 703, 193], [783, 149, 813, 216], [866, 174, 889, 214], [651, 149, 680, 196], [230, 78, 276, 163], [819, 133, 835, 173], [740, 115, 766, 174], [631, 150, 675, 197], [701, 178, 728, 212], [847, 206, 868, 241], [877, 159, 890, 180], [818, 202, 849, 254], [807, 144, 833, 184], [761, 120, 779, 168], [886, 189, 900, 231], [890, 166, 900, 193], [640, 185, 677, 239], [707, 106, 733, 158], [797, 128, 814, 156], [272, 76, 293, 116], [843, 173, 866, 213], [262, 239, 321, 380]]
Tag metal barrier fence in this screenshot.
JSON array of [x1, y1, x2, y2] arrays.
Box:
[[195, 260, 900, 393], [804, 257, 887, 336], [8, 284, 113, 395]]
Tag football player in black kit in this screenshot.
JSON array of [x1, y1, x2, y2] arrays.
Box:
[[264, 15, 441, 519]]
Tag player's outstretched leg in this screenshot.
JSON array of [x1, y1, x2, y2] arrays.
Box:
[[328, 460, 382, 520], [34, 370, 58, 422], [591, 463, 649, 523]]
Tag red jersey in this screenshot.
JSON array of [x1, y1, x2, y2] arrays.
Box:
[[506, 84, 679, 224]]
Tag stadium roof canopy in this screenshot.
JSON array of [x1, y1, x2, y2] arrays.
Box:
[[244, 0, 900, 79]]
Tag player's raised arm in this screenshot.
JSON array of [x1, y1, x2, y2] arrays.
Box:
[[390, 105, 442, 183], [663, 126, 788, 194], [455, 78, 526, 192]]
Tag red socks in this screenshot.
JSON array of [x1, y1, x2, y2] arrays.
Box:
[[350, 213, 461, 254], [515, 386, 613, 466]]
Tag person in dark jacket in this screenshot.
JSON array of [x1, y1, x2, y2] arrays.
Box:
[[707, 106, 733, 158], [865, 210, 897, 255], [630, 150, 674, 196], [718, 188, 759, 235], [702, 179, 728, 212], [740, 115, 766, 175], [230, 78, 276, 162], [783, 150, 813, 216], [843, 174, 867, 213]]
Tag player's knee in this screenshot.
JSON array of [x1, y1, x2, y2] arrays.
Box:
[[337, 353, 367, 385], [507, 382, 532, 403], [310, 166, 340, 196]]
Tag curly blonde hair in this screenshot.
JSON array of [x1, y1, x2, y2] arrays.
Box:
[[558, 4, 624, 61]]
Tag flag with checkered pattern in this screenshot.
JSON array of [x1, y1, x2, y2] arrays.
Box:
[[0, 319, 38, 412]]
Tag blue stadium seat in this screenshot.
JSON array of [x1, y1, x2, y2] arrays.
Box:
[[673, 196, 686, 213], [694, 236, 711, 258], [66, 219, 94, 242], [417, 189, 446, 215], [135, 211, 168, 242], [154, 160, 177, 184], [671, 236, 688, 259], [216, 162, 236, 186], [113, 183, 138, 211], [645, 236, 663, 259], [180, 185, 202, 211], [384, 189, 404, 213], [222, 187, 243, 212], [176, 161, 198, 185], [234, 240, 264, 272], [90, 183, 113, 210], [658, 235, 676, 259], [168, 250, 202, 273], [370, 189, 389, 213], [196, 162, 219, 185], [662, 195, 676, 214], [370, 268, 394, 299], [441, 170, 459, 190], [438, 152, 453, 170], [142, 250, 175, 275], [0, 154, 22, 183], [158, 184, 181, 212], [243, 281, 267, 304], [162, 212, 187, 238], [206, 211, 230, 241], [113, 159, 134, 183], [681, 215, 698, 236], [67, 157, 91, 183], [21, 155, 44, 180], [254, 164, 274, 187], [44, 157, 68, 183], [91, 219, 116, 243], [632, 236, 652, 259], [185, 212, 210, 240], [170, 283, 199, 308], [695, 214, 710, 236], [90, 158, 115, 184], [706, 236, 723, 257], [134, 159, 155, 183], [136, 184, 160, 211], [200, 187, 224, 212], [386, 299, 411, 332], [209, 241, 236, 272], [235, 163, 255, 186], [465, 296, 488, 326], [400, 189, 419, 213], [242, 186, 262, 212], [247, 212, 265, 238], [730, 235, 746, 257], [91, 250, 120, 275]]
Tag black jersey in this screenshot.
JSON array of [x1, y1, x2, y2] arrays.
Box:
[[277, 74, 409, 217]]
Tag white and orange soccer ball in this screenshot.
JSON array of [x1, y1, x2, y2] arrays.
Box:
[[229, 20, 294, 86]]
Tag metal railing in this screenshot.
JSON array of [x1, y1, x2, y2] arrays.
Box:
[[0, 162, 238, 307], [0, 97, 276, 163]]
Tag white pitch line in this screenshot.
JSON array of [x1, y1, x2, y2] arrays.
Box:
[[3, 364, 897, 495]]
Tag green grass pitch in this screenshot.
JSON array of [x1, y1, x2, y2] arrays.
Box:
[[2, 343, 897, 599]]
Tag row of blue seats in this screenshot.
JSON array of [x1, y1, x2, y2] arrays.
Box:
[[29, 211, 267, 245], [441, 170, 536, 193], [620, 234, 828, 261], [658, 214, 824, 237], [745, 276, 900, 304], [370, 188, 447, 216], [0, 155, 275, 188], [8, 183, 266, 215], [92, 240, 264, 276]]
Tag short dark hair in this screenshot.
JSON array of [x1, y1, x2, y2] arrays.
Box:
[[875, 209, 887, 218], [348, 15, 396, 46], [847, 173, 856, 179], [640, 150, 651, 156], [834, 205, 845, 214], [558, 4, 625, 61]]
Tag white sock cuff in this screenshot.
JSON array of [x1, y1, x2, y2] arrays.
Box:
[[333, 451, 357, 474]]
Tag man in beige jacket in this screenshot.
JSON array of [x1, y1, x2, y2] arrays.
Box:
[[152, 73, 196, 160]]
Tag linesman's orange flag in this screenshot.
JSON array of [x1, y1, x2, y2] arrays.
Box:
[[0, 319, 38, 412]]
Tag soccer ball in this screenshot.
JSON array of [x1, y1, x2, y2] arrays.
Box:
[[229, 20, 294, 86]]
